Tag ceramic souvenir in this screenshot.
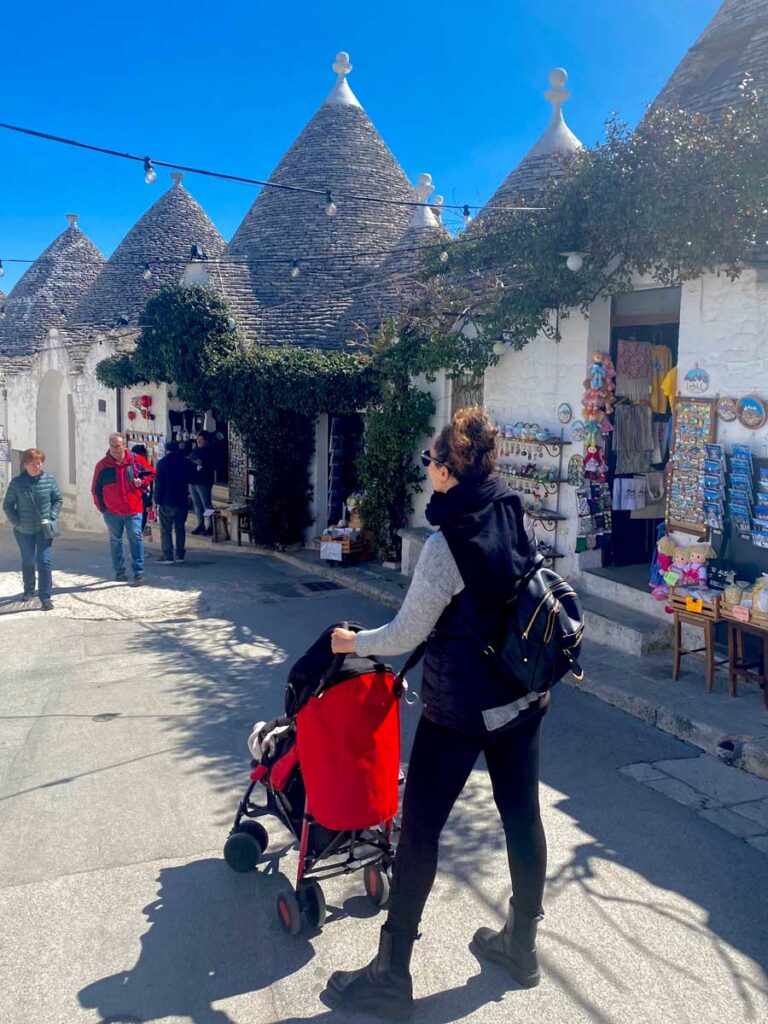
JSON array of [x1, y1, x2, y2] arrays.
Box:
[[571, 420, 584, 443], [557, 403, 572, 424], [737, 395, 767, 430], [717, 397, 737, 422], [567, 454, 585, 487], [683, 365, 710, 394]]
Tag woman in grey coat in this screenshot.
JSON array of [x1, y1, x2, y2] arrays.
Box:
[[2, 448, 63, 610]]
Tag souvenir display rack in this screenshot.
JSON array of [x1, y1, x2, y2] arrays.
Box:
[[125, 430, 164, 466], [495, 428, 570, 564], [665, 397, 717, 535]]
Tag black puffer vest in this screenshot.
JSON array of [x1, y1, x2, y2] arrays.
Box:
[[420, 480, 550, 736]]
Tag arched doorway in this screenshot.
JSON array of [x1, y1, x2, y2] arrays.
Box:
[[36, 370, 75, 489]]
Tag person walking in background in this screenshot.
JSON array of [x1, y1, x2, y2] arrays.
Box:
[[2, 448, 63, 611], [190, 431, 216, 536], [91, 433, 155, 586], [154, 441, 195, 565], [324, 408, 548, 1019], [130, 443, 154, 535]]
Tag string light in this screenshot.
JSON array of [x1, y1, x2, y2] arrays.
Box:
[[439, 248, 449, 264], [463, 205, 473, 228], [142, 264, 152, 280], [325, 191, 338, 217], [290, 260, 300, 278], [0, 121, 546, 216]]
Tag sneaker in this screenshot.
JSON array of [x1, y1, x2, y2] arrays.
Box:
[[174, 556, 185, 563], [129, 576, 145, 587], [191, 526, 205, 536], [22, 591, 35, 601], [155, 557, 176, 565], [40, 599, 54, 611], [115, 572, 127, 583]]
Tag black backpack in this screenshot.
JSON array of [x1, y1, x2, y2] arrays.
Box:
[[488, 557, 584, 694]]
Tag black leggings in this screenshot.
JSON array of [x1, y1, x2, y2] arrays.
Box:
[[386, 710, 547, 936]]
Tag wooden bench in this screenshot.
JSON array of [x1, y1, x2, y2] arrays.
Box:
[[726, 618, 768, 707]]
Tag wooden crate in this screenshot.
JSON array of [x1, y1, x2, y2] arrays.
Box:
[[668, 588, 720, 620]]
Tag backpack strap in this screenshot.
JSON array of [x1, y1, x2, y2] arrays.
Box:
[[393, 641, 427, 698]]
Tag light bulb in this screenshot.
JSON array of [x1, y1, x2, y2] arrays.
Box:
[[142, 265, 152, 281], [325, 191, 337, 217], [0, 260, 4, 277], [143, 157, 157, 185], [566, 253, 583, 272], [463, 205, 473, 228], [439, 248, 449, 264], [290, 261, 300, 279], [493, 341, 506, 356]]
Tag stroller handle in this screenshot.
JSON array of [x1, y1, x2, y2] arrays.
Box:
[[315, 621, 361, 695]]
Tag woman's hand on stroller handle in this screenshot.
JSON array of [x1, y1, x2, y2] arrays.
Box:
[[331, 628, 357, 654]]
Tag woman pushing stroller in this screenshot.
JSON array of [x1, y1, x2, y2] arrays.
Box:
[[324, 407, 550, 1019]]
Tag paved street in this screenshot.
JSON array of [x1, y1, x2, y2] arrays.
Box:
[[1, 527, 767, 1024]]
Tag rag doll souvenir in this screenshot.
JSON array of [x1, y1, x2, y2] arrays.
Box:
[[662, 546, 691, 588], [685, 543, 715, 585], [650, 536, 677, 600], [584, 445, 607, 481]]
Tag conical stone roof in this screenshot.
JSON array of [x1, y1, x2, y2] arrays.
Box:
[[0, 216, 104, 357], [481, 68, 583, 214], [70, 174, 226, 330], [653, 0, 768, 120], [223, 52, 417, 349]]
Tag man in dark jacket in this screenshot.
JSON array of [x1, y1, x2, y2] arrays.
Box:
[[91, 433, 155, 585], [154, 442, 195, 564], [2, 447, 63, 609]]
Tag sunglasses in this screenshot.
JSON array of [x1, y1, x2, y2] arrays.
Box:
[[421, 449, 447, 470]]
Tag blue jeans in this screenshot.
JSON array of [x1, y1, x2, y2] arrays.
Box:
[[14, 529, 53, 600], [103, 512, 145, 576], [191, 484, 213, 528]]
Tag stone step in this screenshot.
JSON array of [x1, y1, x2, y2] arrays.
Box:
[[581, 592, 673, 655], [578, 568, 671, 623]]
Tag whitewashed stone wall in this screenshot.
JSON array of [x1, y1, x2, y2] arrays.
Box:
[[678, 269, 768, 450]]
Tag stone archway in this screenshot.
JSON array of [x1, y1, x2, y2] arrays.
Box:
[[36, 369, 75, 488]]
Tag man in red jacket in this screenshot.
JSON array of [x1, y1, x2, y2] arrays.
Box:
[[92, 432, 156, 586]]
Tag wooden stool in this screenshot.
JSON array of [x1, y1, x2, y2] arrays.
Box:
[[727, 619, 768, 707], [230, 507, 254, 546], [210, 509, 230, 543], [672, 612, 727, 692]]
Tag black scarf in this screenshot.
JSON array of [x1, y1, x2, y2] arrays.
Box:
[[426, 475, 533, 602]]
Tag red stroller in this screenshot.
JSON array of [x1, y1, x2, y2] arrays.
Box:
[[223, 623, 404, 935]]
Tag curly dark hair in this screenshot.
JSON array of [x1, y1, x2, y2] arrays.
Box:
[[433, 406, 498, 481]]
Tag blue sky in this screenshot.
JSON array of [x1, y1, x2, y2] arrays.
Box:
[[0, 0, 721, 291]]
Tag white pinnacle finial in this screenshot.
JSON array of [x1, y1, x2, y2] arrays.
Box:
[[65, 213, 79, 229], [432, 195, 444, 222], [407, 173, 439, 231], [325, 50, 362, 108], [333, 51, 352, 78], [525, 67, 583, 159], [170, 172, 184, 186], [415, 173, 434, 205]]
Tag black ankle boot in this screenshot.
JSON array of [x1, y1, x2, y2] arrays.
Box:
[[324, 922, 417, 1020], [473, 900, 543, 988]]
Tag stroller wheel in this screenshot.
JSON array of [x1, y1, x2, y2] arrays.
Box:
[[238, 820, 269, 852], [276, 889, 302, 936], [298, 879, 327, 930], [364, 863, 391, 907], [223, 823, 267, 873]]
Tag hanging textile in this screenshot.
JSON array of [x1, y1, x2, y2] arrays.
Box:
[[614, 403, 653, 474], [615, 340, 652, 400], [650, 345, 673, 414]]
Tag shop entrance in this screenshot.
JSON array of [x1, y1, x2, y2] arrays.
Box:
[[602, 288, 681, 577], [327, 413, 364, 527]]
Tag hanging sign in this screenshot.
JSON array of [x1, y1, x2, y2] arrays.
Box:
[[0, 440, 11, 463]]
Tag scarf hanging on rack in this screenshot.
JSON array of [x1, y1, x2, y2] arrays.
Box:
[[615, 340, 652, 401], [614, 403, 653, 474]]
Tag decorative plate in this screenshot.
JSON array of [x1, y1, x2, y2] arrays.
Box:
[[557, 402, 572, 424], [737, 395, 767, 430], [570, 420, 584, 443], [683, 365, 710, 394], [717, 397, 737, 422]]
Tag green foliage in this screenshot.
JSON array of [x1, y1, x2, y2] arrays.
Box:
[[430, 89, 768, 355]]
